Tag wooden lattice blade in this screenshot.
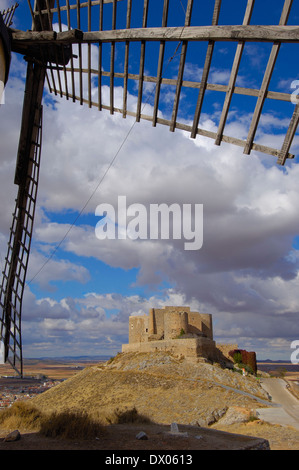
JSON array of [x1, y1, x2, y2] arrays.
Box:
[[16, 0, 298, 164]]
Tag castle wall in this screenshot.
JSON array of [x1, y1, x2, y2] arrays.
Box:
[[188, 312, 213, 339], [122, 336, 218, 362], [216, 343, 238, 361]]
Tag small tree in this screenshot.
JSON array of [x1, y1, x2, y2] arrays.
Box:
[[232, 351, 242, 364]]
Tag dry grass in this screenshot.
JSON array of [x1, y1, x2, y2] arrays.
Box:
[[0, 400, 152, 441], [0, 401, 105, 440], [39, 410, 105, 440], [0, 401, 42, 431]]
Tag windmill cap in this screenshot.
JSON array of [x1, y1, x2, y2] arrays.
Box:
[[0, 13, 11, 85]]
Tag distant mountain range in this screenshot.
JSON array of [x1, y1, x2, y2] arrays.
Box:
[[24, 355, 111, 365], [258, 359, 293, 363], [23, 356, 298, 369]]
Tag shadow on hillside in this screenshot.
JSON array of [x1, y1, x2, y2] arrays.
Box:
[[105, 406, 153, 425]]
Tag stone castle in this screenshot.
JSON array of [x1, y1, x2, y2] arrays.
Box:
[[122, 306, 235, 364]]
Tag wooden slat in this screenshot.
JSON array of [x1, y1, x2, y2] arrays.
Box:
[[136, 0, 149, 122], [215, 0, 254, 145], [277, 102, 299, 165], [88, 0, 92, 108], [56, 0, 69, 100], [65, 0, 76, 102], [122, 0, 132, 118], [46, 0, 63, 98], [65, 0, 71, 29], [77, 0, 83, 104], [110, 0, 117, 114], [98, 0, 103, 110], [169, 0, 194, 132], [27, 0, 38, 30], [34, 0, 46, 31], [243, 0, 293, 154], [1, 3, 19, 27], [35, 0, 123, 16], [45, 0, 53, 30], [191, 0, 222, 139], [152, 0, 169, 126]]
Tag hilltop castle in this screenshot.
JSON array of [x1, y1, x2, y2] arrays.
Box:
[[122, 306, 235, 364]]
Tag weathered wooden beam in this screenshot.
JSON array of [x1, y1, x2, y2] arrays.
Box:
[[82, 25, 299, 43], [10, 25, 299, 47], [10, 27, 83, 45]]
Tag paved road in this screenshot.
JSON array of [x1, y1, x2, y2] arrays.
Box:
[[258, 378, 299, 430]]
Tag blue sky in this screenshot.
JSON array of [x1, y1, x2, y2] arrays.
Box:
[[1, 0, 299, 360]]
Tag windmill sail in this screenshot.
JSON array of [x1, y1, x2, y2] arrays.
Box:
[[11, 0, 299, 164], [0, 0, 55, 375]]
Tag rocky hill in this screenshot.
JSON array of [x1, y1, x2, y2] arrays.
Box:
[[32, 351, 269, 427]]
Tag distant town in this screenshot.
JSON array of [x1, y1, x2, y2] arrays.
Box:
[[0, 376, 62, 409]]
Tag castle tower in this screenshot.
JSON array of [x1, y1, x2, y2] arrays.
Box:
[[164, 309, 188, 340]]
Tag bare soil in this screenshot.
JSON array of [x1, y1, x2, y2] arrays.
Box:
[[0, 422, 270, 450]]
